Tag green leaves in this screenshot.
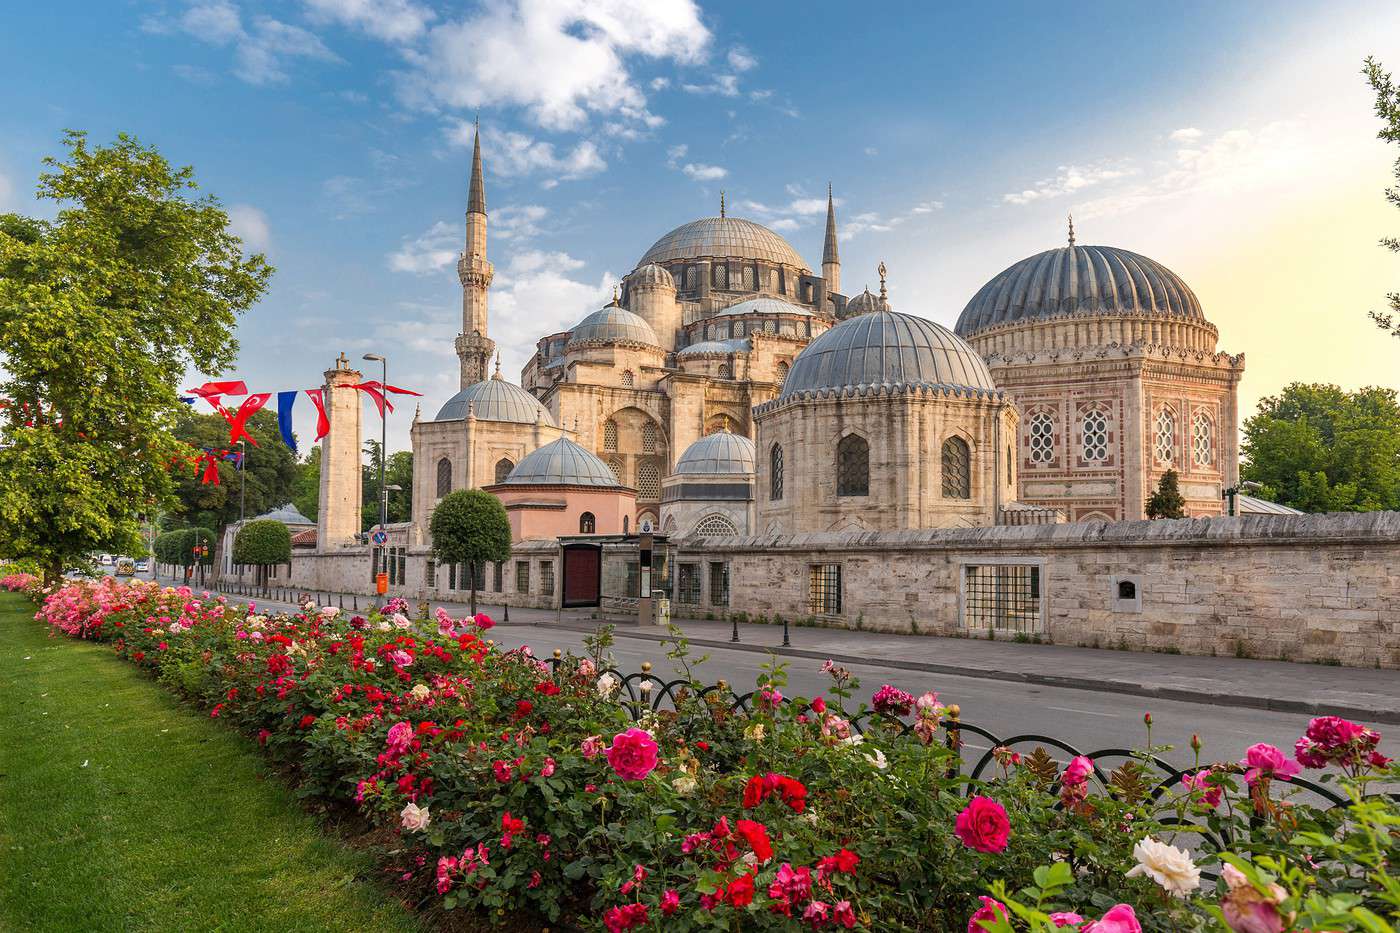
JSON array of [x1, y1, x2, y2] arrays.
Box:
[[428, 489, 512, 567], [233, 519, 291, 566]]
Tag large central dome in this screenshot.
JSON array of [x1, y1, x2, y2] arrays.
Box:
[[637, 216, 808, 270]]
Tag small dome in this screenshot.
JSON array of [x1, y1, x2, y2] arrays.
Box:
[[627, 263, 675, 289], [502, 438, 621, 487], [567, 303, 661, 349], [678, 337, 750, 357], [253, 503, 313, 525], [436, 375, 556, 424], [637, 216, 809, 270], [674, 430, 756, 475], [781, 310, 996, 398], [712, 296, 813, 317], [844, 287, 887, 317], [956, 244, 1204, 336]]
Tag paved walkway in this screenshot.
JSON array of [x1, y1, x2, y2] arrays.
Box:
[[178, 576, 1400, 724]]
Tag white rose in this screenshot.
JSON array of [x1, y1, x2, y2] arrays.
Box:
[[391, 613, 411, 629], [745, 723, 766, 741], [399, 801, 430, 832], [839, 733, 865, 747], [863, 748, 888, 770], [672, 774, 697, 796], [597, 673, 620, 699], [320, 606, 339, 618], [375, 621, 392, 632], [1125, 837, 1200, 898], [410, 684, 431, 701]]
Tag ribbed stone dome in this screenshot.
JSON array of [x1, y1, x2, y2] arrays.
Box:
[[567, 303, 661, 348], [712, 296, 813, 317], [674, 430, 756, 475], [254, 503, 314, 525], [781, 310, 996, 398], [678, 338, 749, 357], [626, 263, 674, 289], [502, 438, 621, 487], [844, 287, 887, 317], [638, 216, 808, 270], [956, 244, 1205, 336], [436, 374, 557, 424]]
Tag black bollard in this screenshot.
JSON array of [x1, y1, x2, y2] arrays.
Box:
[[503, 599, 509, 623], [781, 616, 790, 648], [731, 616, 740, 643]]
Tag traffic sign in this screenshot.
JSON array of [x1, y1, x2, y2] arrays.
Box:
[[371, 530, 388, 545]]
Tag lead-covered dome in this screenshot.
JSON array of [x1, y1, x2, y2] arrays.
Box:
[[637, 216, 808, 270], [436, 373, 556, 424], [712, 296, 813, 317], [567, 303, 660, 349], [844, 287, 887, 317], [956, 244, 1204, 337], [674, 430, 756, 475], [781, 310, 996, 398], [626, 263, 675, 289], [502, 438, 621, 487]]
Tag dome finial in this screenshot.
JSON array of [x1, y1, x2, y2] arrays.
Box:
[[610, 284, 620, 306], [1067, 212, 1076, 247], [492, 352, 502, 379], [720, 190, 726, 218], [877, 261, 888, 302]]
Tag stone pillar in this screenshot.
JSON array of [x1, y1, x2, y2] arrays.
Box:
[[317, 353, 363, 550]]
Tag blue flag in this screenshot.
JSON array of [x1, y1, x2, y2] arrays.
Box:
[[276, 391, 298, 454]]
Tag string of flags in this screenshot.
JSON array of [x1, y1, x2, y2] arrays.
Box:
[[183, 379, 421, 453]]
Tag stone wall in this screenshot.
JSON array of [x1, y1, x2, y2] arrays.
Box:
[[667, 512, 1400, 669]]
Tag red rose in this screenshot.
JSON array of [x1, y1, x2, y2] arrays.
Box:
[[742, 775, 766, 808], [955, 796, 1010, 853], [605, 728, 659, 781], [734, 819, 772, 862], [725, 872, 756, 907]]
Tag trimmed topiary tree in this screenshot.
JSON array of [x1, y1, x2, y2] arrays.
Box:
[[430, 489, 511, 615], [1145, 469, 1187, 519], [233, 519, 290, 586]]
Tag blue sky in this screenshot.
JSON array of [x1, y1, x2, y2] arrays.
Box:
[[3, 0, 1399, 453]]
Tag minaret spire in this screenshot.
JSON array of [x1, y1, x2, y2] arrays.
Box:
[[720, 190, 726, 218], [468, 116, 486, 217], [1067, 212, 1076, 247], [822, 183, 841, 295], [877, 261, 888, 306], [456, 119, 495, 388]]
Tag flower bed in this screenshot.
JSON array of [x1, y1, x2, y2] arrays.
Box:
[[22, 577, 1400, 932]]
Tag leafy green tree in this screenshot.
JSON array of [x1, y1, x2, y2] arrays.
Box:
[[154, 527, 213, 581], [1363, 57, 1400, 338], [1145, 469, 1186, 519], [0, 131, 271, 582], [361, 439, 413, 530], [170, 408, 298, 532], [429, 490, 511, 615], [233, 519, 290, 585], [290, 446, 321, 523], [1241, 383, 1400, 512]]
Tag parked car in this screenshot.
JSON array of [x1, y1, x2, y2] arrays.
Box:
[[135, 558, 150, 572], [97, 554, 113, 566]]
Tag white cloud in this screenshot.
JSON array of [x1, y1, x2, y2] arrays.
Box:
[[302, 0, 435, 43], [489, 249, 616, 372], [398, 0, 708, 131], [172, 63, 216, 84], [727, 46, 756, 72], [748, 89, 772, 101], [445, 121, 607, 183], [1170, 127, 1204, 142], [226, 204, 271, 253], [681, 74, 739, 97], [388, 220, 458, 274], [650, 76, 670, 90], [1002, 162, 1137, 205], [838, 201, 942, 241], [864, 146, 878, 156], [494, 204, 549, 240], [154, 2, 339, 86], [682, 162, 727, 181], [665, 143, 688, 167]]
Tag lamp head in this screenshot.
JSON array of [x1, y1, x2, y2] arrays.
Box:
[[362, 353, 385, 362]]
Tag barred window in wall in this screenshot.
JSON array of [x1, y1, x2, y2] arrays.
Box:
[[625, 561, 640, 597], [436, 457, 452, 496], [642, 421, 659, 453], [540, 560, 554, 595], [579, 511, 595, 533], [493, 561, 503, 592], [742, 265, 755, 290], [808, 564, 842, 615], [1082, 410, 1109, 462], [637, 461, 661, 499], [685, 267, 698, 291], [1192, 412, 1214, 467], [447, 561, 457, 589], [473, 562, 486, 589], [694, 514, 737, 536], [370, 547, 380, 583], [836, 434, 869, 496], [709, 561, 729, 606], [1028, 413, 1055, 464], [425, 560, 436, 588], [941, 436, 971, 499], [769, 443, 784, 500], [776, 360, 789, 384], [621, 370, 635, 388], [494, 458, 514, 483], [1154, 409, 1176, 463], [604, 419, 619, 451], [608, 458, 625, 483], [713, 263, 727, 289], [963, 564, 1042, 635], [718, 363, 732, 379], [515, 560, 530, 594], [676, 563, 701, 604]]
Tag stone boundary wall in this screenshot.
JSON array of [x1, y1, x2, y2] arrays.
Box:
[[667, 512, 1400, 669]]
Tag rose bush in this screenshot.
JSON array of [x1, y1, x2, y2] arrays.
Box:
[[19, 578, 1399, 932]]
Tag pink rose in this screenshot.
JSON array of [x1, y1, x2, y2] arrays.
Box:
[[581, 734, 604, 759], [967, 896, 1009, 932], [955, 796, 1010, 853], [1083, 905, 1141, 933], [1181, 768, 1222, 808], [1062, 755, 1094, 787], [540, 756, 556, 777], [1050, 912, 1085, 927], [1240, 743, 1301, 785], [810, 696, 826, 714], [606, 728, 659, 781], [385, 721, 414, 755], [1220, 864, 1289, 933]]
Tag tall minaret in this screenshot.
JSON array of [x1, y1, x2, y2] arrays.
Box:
[[822, 183, 840, 295], [455, 119, 495, 388]]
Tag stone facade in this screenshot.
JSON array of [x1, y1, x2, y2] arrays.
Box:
[[316, 356, 363, 550]]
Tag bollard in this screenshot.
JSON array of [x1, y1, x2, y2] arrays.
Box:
[[781, 616, 790, 647], [353, 594, 358, 611], [731, 615, 740, 643], [503, 599, 510, 623]]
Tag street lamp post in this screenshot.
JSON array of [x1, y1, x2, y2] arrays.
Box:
[[363, 353, 388, 532], [237, 438, 247, 581], [1222, 480, 1262, 517]]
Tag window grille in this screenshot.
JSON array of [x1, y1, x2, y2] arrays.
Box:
[[742, 265, 755, 290], [448, 561, 457, 590], [540, 560, 554, 596], [473, 562, 485, 589], [677, 563, 701, 604], [371, 547, 380, 583], [579, 511, 596, 533], [776, 360, 789, 383], [425, 560, 436, 588], [1192, 412, 1214, 467], [808, 564, 842, 615], [608, 457, 625, 483], [718, 363, 732, 379], [1028, 413, 1055, 464], [685, 267, 698, 291], [713, 263, 727, 289], [493, 561, 503, 592], [515, 560, 530, 594], [836, 434, 869, 496], [604, 420, 619, 451], [941, 436, 971, 499], [709, 562, 729, 606], [963, 564, 1042, 635], [1154, 409, 1176, 463], [494, 458, 514, 483], [694, 514, 737, 536], [436, 457, 452, 496], [625, 561, 640, 598], [769, 443, 784, 500], [1082, 410, 1109, 462], [621, 370, 635, 388], [637, 461, 660, 499], [642, 421, 659, 453]]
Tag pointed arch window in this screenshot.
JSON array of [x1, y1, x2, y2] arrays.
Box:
[[776, 360, 790, 384], [494, 458, 514, 484], [742, 265, 755, 290], [836, 434, 869, 497], [436, 457, 452, 497], [718, 362, 732, 379], [770, 443, 784, 501], [941, 436, 971, 499], [1192, 411, 1214, 467], [607, 457, 625, 483], [579, 512, 596, 534], [621, 369, 635, 388], [694, 514, 737, 536], [1028, 413, 1055, 464], [642, 421, 659, 453], [1082, 409, 1109, 462], [604, 419, 619, 451], [1154, 408, 1176, 464], [685, 266, 699, 291]]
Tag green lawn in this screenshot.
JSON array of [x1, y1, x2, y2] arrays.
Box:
[[0, 593, 424, 933]]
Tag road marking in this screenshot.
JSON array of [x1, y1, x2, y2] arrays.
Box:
[[1044, 705, 1116, 718]]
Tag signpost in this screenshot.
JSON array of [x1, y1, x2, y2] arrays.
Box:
[[637, 532, 653, 626]]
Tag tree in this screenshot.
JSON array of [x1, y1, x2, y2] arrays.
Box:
[[1241, 383, 1400, 512], [361, 439, 413, 530], [429, 490, 511, 615], [290, 446, 321, 523], [154, 527, 213, 582], [1145, 470, 1186, 519], [0, 131, 271, 582], [233, 519, 290, 586], [170, 408, 299, 532], [1363, 57, 1400, 338]]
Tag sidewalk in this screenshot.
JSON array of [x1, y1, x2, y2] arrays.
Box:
[[177, 576, 1400, 724]]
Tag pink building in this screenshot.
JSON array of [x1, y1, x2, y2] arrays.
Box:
[[484, 437, 636, 541]]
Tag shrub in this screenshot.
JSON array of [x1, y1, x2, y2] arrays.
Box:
[[429, 489, 510, 614], [233, 519, 290, 566]]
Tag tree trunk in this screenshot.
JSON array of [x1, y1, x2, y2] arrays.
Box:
[[469, 583, 477, 617]]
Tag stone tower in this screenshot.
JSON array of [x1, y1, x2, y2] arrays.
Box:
[[455, 120, 495, 388], [317, 353, 363, 549], [822, 184, 840, 295]]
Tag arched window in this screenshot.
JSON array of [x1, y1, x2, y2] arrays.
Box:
[[1192, 411, 1214, 467], [713, 263, 727, 289], [663, 514, 677, 533], [742, 265, 755, 290], [494, 458, 514, 484], [579, 512, 596, 533], [776, 360, 789, 384], [694, 514, 738, 536], [941, 436, 971, 499], [641, 421, 659, 453], [685, 266, 698, 291], [621, 370, 635, 388], [1028, 413, 1055, 464], [1082, 410, 1109, 462], [604, 419, 619, 451], [638, 512, 657, 532], [770, 443, 784, 500], [623, 515, 629, 534], [718, 362, 732, 379], [1006, 446, 1013, 486], [637, 461, 661, 499], [836, 434, 869, 497], [1154, 408, 1176, 464], [607, 457, 625, 483], [436, 457, 452, 497]]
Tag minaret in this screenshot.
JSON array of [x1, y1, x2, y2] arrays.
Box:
[[455, 119, 496, 388], [822, 183, 840, 295]]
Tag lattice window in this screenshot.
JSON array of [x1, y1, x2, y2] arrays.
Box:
[[713, 263, 727, 289], [694, 514, 737, 536], [836, 434, 869, 496], [540, 560, 554, 596], [718, 363, 732, 379], [1154, 408, 1176, 464], [676, 563, 701, 604], [494, 458, 513, 483], [742, 265, 755, 290], [963, 564, 1042, 634], [776, 360, 789, 383], [1192, 411, 1214, 467], [709, 561, 730, 605], [425, 559, 436, 588], [685, 267, 698, 291], [770, 443, 784, 500], [436, 457, 452, 496], [621, 369, 635, 388], [608, 458, 625, 483], [579, 511, 596, 534], [637, 461, 660, 499], [808, 564, 842, 615], [642, 421, 659, 453], [604, 419, 618, 451], [1082, 410, 1109, 462], [1028, 414, 1055, 464], [942, 436, 971, 499], [515, 560, 530, 594]]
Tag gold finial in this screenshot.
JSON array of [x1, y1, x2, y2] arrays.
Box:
[[641, 661, 652, 673], [493, 352, 501, 378], [720, 190, 726, 218], [877, 261, 888, 301], [610, 284, 620, 305], [1067, 212, 1076, 247]]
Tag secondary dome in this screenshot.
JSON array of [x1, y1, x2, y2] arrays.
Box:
[[956, 244, 1204, 337], [567, 303, 660, 349], [678, 338, 750, 357], [502, 438, 621, 487], [781, 310, 996, 398], [674, 430, 756, 475], [844, 287, 887, 317], [637, 216, 808, 270], [626, 263, 675, 289], [436, 373, 556, 424], [712, 296, 813, 317]]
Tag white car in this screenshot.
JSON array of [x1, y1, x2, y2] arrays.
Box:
[[98, 554, 113, 566]]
